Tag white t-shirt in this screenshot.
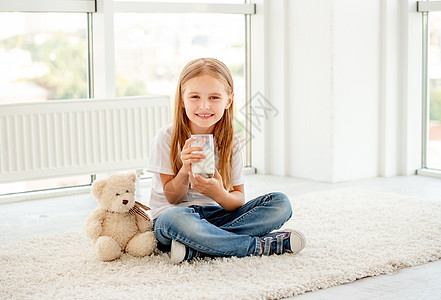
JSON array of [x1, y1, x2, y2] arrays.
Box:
[[146, 123, 245, 220]]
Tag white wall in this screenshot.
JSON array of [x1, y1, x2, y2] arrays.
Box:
[[332, 0, 381, 181], [250, 0, 422, 182], [288, 0, 334, 182]]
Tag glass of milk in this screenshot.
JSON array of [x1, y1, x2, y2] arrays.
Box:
[[191, 134, 215, 178]]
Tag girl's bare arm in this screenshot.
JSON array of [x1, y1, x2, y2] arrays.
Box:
[[215, 184, 245, 211], [189, 169, 245, 211], [161, 137, 204, 204], [160, 171, 190, 204]]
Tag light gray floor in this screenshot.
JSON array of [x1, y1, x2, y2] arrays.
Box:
[[1, 174, 441, 299]]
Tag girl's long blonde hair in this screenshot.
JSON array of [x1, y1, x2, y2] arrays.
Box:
[[170, 58, 235, 191]]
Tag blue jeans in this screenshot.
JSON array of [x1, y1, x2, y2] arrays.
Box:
[[153, 192, 292, 258]]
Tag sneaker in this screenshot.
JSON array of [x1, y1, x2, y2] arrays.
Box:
[[170, 240, 205, 264], [258, 229, 306, 256], [170, 240, 188, 264]]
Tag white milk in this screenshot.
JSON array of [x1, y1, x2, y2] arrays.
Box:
[[191, 134, 215, 178]]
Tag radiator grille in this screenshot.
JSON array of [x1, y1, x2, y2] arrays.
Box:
[[0, 96, 170, 183]]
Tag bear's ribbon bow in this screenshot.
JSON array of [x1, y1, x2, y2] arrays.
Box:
[[128, 201, 152, 222]]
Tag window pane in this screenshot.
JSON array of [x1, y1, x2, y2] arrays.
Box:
[[428, 12, 441, 169], [0, 12, 91, 194], [114, 13, 247, 166], [0, 12, 88, 103]]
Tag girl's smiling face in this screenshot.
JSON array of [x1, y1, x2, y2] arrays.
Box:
[[182, 74, 232, 134]]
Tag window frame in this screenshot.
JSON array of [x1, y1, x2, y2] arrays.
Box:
[[417, 1, 441, 175], [0, 0, 96, 12]]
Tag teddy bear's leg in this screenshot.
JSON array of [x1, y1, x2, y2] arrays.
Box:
[[94, 236, 122, 261], [125, 232, 157, 257]]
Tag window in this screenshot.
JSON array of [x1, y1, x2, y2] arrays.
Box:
[[0, 11, 92, 194], [0, 1, 254, 196], [0, 13, 89, 103]]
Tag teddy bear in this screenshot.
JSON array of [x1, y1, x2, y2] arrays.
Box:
[[84, 172, 157, 261]]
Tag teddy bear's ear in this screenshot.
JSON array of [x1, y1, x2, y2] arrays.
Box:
[[91, 179, 107, 199], [128, 172, 137, 183]]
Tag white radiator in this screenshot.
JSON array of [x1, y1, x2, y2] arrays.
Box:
[[0, 96, 170, 184]]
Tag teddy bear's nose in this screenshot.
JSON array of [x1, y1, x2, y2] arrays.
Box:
[[122, 200, 128, 205]]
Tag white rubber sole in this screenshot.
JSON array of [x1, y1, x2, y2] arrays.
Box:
[[170, 240, 187, 264]]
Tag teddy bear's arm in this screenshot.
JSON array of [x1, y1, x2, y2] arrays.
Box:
[[135, 214, 153, 233], [84, 208, 106, 240]]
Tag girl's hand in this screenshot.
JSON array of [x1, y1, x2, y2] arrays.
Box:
[[180, 137, 205, 175], [188, 168, 227, 201]]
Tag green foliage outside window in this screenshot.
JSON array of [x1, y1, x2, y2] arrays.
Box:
[[430, 89, 441, 121], [2, 31, 88, 100]]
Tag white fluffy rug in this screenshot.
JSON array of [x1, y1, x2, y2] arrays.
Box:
[[1, 189, 441, 299]]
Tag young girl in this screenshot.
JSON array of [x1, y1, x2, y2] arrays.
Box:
[[146, 58, 305, 263]]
